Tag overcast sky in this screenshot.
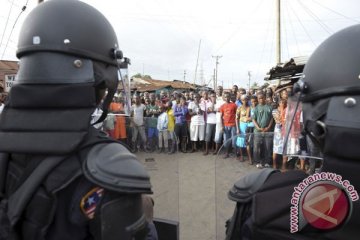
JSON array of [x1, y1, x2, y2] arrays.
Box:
[[1, 0, 359, 88]]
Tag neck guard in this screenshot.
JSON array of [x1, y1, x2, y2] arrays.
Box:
[[0, 54, 97, 154]]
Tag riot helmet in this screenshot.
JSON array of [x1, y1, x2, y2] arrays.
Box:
[[0, 0, 124, 154], [281, 24, 360, 238], [284, 24, 360, 161], [17, 0, 122, 66]]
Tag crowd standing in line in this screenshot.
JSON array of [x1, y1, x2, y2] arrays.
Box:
[[93, 84, 320, 173]]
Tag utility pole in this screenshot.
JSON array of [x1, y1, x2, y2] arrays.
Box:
[[183, 70, 186, 82], [247, 71, 252, 90], [194, 39, 202, 85], [276, 0, 281, 64], [199, 63, 204, 86], [213, 69, 216, 90], [212, 55, 222, 89]]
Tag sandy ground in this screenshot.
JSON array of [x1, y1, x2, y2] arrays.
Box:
[[136, 150, 259, 240]]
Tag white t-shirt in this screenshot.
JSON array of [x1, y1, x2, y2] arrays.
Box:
[[188, 101, 205, 125], [205, 101, 216, 124], [131, 104, 146, 126], [214, 99, 225, 124]]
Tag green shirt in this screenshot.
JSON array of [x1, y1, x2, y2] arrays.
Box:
[[253, 104, 273, 133], [146, 104, 160, 128]]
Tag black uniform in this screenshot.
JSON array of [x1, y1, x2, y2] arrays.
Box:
[[225, 24, 360, 240], [0, 1, 152, 239]]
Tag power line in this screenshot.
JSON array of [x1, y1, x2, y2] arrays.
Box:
[[254, 4, 274, 82], [1, 2, 28, 59], [288, 1, 316, 47], [285, 1, 301, 56], [269, 12, 276, 66], [282, 1, 290, 60], [214, 0, 266, 53], [296, 0, 332, 34], [311, 0, 360, 24], [0, 0, 15, 52]]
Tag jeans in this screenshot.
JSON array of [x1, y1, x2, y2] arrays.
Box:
[[223, 126, 236, 149], [132, 125, 147, 144], [253, 132, 273, 165]]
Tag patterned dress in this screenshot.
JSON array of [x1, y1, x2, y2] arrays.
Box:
[[236, 106, 250, 148]]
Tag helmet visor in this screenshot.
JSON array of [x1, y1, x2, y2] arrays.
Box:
[[117, 68, 131, 116], [283, 95, 323, 161]]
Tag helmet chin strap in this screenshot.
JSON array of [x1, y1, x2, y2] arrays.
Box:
[[303, 99, 329, 149], [91, 61, 119, 125], [305, 120, 326, 150], [94, 87, 115, 124]]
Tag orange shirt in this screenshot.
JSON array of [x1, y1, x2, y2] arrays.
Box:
[[219, 102, 237, 127]]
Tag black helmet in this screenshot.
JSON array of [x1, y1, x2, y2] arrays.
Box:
[[287, 25, 360, 238], [297, 24, 360, 102], [17, 0, 122, 66], [293, 24, 360, 159], [0, 0, 123, 154]]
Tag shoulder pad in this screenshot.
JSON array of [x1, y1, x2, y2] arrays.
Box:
[[83, 143, 152, 194], [228, 168, 279, 203]]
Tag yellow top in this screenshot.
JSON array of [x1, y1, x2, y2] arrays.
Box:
[[167, 108, 175, 132]]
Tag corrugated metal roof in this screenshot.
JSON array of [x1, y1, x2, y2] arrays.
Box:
[[0, 60, 18, 71], [291, 56, 309, 66], [265, 56, 308, 81], [136, 84, 172, 92], [131, 77, 196, 92]]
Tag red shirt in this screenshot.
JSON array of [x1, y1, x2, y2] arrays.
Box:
[[219, 102, 237, 127]]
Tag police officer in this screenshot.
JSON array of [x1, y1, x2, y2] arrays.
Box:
[[0, 1, 154, 239], [225, 24, 360, 239]]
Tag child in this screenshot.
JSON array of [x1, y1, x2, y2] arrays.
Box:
[[246, 96, 258, 164], [157, 106, 169, 153], [166, 101, 176, 154]]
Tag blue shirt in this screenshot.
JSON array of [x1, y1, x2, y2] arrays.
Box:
[[173, 104, 188, 124]]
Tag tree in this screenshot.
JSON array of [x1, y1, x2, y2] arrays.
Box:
[[262, 82, 269, 88], [251, 82, 259, 88], [131, 73, 152, 79], [132, 73, 142, 78]]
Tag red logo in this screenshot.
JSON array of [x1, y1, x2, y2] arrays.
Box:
[[301, 183, 350, 230]]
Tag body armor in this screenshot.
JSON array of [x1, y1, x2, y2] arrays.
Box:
[[0, 1, 153, 239]]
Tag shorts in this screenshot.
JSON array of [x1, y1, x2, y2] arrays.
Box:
[[174, 123, 188, 139], [189, 123, 205, 141], [205, 123, 216, 142]]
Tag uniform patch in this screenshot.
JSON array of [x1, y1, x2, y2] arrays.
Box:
[[80, 187, 104, 219]]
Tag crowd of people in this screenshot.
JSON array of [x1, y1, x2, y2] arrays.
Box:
[[94, 84, 320, 173], [0, 81, 319, 173]]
